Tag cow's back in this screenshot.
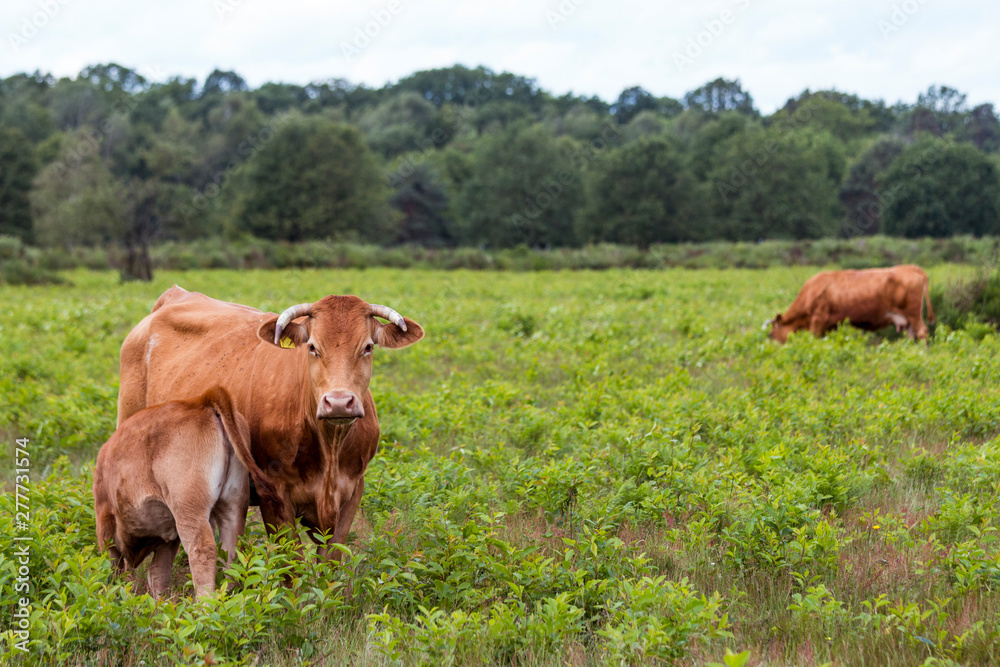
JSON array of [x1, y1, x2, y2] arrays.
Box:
[[784, 271, 836, 318], [816, 267, 922, 326], [117, 287, 269, 427]]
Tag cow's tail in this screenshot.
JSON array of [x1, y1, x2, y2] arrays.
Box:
[[92, 459, 125, 571], [924, 279, 936, 324], [205, 387, 282, 511]]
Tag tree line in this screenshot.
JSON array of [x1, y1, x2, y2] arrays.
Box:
[[1, 63, 999, 277]]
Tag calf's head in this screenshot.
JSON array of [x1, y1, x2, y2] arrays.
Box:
[[257, 296, 423, 422]]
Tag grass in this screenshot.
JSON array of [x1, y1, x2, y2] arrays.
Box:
[[1, 265, 999, 665]]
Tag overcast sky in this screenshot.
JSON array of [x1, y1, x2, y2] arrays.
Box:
[[2, 0, 997, 113]]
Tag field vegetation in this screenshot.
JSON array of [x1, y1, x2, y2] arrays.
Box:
[[2, 266, 1000, 665]]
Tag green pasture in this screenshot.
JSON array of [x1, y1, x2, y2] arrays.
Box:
[[1, 266, 999, 665]]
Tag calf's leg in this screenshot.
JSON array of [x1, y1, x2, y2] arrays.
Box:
[[146, 540, 179, 597], [176, 521, 218, 598], [214, 501, 247, 567]]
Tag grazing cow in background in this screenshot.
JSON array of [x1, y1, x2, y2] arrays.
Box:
[[116, 286, 424, 557], [93, 387, 277, 597], [766, 264, 935, 343]]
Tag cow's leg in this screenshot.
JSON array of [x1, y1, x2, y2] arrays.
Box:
[[908, 311, 929, 341], [260, 499, 309, 584], [306, 480, 362, 561], [328, 477, 365, 559], [176, 520, 218, 598], [107, 544, 127, 574], [258, 492, 298, 539], [146, 539, 179, 597], [809, 315, 827, 337], [304, 503, 340, 561]]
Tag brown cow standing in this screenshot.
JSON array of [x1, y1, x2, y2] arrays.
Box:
[[768, 265, 935, 343], [93, 387, 277, 597], [116, 287, 424, 557]]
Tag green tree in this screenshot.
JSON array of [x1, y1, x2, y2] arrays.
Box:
[[0, 127, 37, 241], [392, 65, 541, 110], [770, 91, 879, 146], [611, 86, 672, 125], [621, 111, 668, 143], [838, 138, 904, 236], [456, 122, 583, 247], [472, 100, 533, 134], [389, 161, 455, 246], [548, 105, 608, 143], [881, 136, 1000, 237], [907, 85, 967, 136], [238, 114, 396, 242], [252, 82, 309, 114], [30, 135, 124, 249], [684, 78, 756, 116], [675, 110, 754, 180], [359, 91, 438, 157], [1, 73, 57, 143], [961, 104, 1000, 152], [710, 127, 843, 240], [579, 137, 709, 247], [79, 63, 148, 94], [30, 129, 186, 280]]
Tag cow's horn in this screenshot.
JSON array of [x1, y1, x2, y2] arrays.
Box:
[[274, 303, 313, 344], [761, 318, 773, 331], [370, 304, 407, 332]]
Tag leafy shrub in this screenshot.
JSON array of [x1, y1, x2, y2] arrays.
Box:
[[496, 305, 538, 338], [11, 235, 1000, 272], [0, 235, 23, 260], [931, 265, 1000, 332], [0, 236, 64, 286]]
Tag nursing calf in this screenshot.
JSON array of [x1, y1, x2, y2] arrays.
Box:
[[93, 387, 276, 598]]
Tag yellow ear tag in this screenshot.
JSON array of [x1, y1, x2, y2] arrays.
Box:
[[280, 337, 296, 349]]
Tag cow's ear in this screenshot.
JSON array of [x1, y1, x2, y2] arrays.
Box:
[[774, 313, 783, 325], [257, 316, 309, 349], [375, 317, 424, 349]]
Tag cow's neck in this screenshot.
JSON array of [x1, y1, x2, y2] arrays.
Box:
[[250, 345, 370, 528]]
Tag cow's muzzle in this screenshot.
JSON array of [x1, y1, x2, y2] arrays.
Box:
[[317, 391, 364, 421]]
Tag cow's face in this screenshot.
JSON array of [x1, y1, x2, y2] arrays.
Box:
[[768, 314, 792, 343], [258, 296, 424, 423]]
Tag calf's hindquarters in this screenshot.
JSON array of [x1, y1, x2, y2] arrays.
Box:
[[94, 387, 274, 597]]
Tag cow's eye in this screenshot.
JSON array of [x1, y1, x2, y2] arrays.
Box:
[[308, 343, 318, 357], [363, 343, 374, 356]]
